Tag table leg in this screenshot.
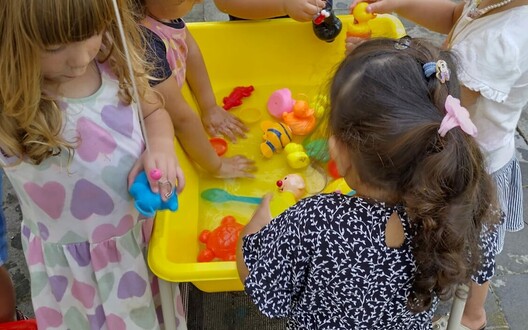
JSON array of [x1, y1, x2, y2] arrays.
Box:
[[159, 279, 177, 330], [447, 284, 469, 330]]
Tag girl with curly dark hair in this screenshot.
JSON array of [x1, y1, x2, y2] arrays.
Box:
[[237, 37, 500, 329]]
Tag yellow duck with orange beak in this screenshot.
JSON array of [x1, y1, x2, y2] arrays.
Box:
[[347, 2, 406, 39]]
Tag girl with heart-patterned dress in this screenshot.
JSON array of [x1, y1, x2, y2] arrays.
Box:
[[0, 0, 187, 329]]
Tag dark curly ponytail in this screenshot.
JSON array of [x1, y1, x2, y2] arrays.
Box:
[[329, 37, 499, 312]]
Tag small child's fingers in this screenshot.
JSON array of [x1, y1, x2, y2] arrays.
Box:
[[243, 164, 258, 173], [232, 154, 255, 164], [174, 166, 185, 194], [345, 36, 367, 55], [229, 125, 247, 140], [221, 126, 238, 143], [305, 3, 321, 16], [230, 116, 249, 133], [127, 159, 144, 189], [349, 0, 374, 11], [236, 170, 256, 179], [206, 125, 220, 138], [316, 0, 326, 9]]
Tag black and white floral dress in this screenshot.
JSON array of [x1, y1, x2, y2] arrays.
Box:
[[242, 194, 496, 330]]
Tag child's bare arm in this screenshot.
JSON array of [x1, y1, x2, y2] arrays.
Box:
[[460, 85, 480, 108], [214, 0, 325, 22], [128, 90, 185, 197], [350, 0, 464, 34], [236, 194, 273, 282], [154, 75, 255, 178], [185, 32, 247, 142]]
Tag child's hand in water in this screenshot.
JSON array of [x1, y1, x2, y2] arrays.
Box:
[[212, 155, 257, 179], [202, 105, 248, 142]]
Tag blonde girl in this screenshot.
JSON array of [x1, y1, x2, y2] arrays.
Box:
[[0, 0, 185, 328]]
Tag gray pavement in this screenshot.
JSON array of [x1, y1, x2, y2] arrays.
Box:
[[3, 1, 527, 329]]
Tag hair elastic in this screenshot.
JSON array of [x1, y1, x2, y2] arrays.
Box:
[[422, 62, 436, 78], [394, 35, 412, 50], [438, 95, 477, 137]]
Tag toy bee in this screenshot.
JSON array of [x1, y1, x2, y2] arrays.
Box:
[[260, 120, 293, 158]]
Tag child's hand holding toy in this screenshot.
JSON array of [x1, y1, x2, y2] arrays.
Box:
[[283, 0, 326, 22]]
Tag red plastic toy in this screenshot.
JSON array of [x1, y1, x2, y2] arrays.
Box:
[[197, 215, 244, 262], [0, 319, 38, 330], [327, 159, 341, 179], [209, 137, 228, 156], [222, 86, 254, 110]]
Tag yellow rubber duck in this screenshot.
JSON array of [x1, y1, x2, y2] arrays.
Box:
[[348, 2, 406, 39], [284, 143, 310, 169], [347, 2, 376, 38]]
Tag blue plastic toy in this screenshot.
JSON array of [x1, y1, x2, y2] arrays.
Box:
[[129, 171, 178, 217]]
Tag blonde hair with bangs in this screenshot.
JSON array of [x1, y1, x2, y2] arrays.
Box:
[[0, 0, 152, 164]]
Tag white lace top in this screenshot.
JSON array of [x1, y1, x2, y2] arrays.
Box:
[[450, 2, 528, 173]]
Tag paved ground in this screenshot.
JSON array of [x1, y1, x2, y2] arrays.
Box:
[[3, 1, 527, 329]]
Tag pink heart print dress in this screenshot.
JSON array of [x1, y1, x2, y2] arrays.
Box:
[[0, 62, 186, 329]]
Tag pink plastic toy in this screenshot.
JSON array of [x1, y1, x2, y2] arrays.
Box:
[[149, 168, 162, 181], [267, 88, 295, 119]]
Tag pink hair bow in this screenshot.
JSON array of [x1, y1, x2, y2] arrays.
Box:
[[438, 95, 477, 137]]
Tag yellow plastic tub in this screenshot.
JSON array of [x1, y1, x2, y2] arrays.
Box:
[[148, 15, 359, 293]]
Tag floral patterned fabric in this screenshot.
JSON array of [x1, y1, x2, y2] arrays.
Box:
[[243, 193, 495, 329], [0, 61, 186, 329]]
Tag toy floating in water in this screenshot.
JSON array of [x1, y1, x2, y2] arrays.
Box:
[[222, 85, 254, 110], [201, 188, 262, 205], [235, 107, 262, 124], [327, 159, 340, 179], [282, 100, 316, 136], [304, 139, 330, 163], [348, 2, 406, 39], [198, 215, 244, 262], [267, 88, 295, 119], [284, 143, 310, 169], [129, 171, 178, 217], [260, 120, 293, 158], [209, 137, 228, 156]]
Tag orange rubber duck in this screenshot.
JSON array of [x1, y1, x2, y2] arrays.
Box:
[[282, 100, 316, 136]]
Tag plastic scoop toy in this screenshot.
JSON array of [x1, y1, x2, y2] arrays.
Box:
[[201, 188, 262, 205]]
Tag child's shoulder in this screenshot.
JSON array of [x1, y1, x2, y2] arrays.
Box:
[[295, 193, 384, 217]]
